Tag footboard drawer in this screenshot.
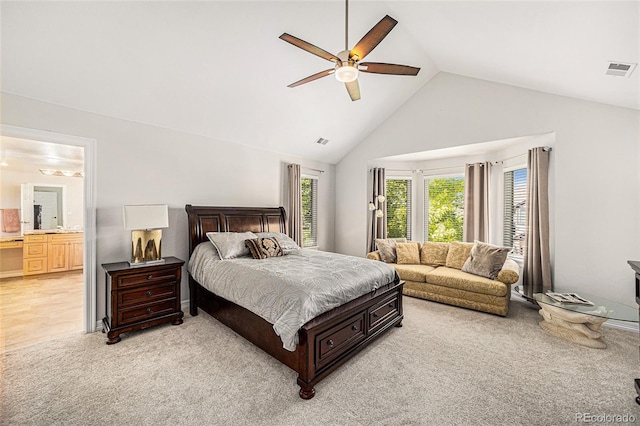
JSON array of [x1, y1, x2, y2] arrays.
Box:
[[368, 294, 400, 332], [315, 312, 366, 369]]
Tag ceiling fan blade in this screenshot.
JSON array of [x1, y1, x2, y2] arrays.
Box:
[[349, 15, 397, 61], [279, 33, 341, 63], [345, 79, 361, 101], [287, 69, 335, 88], [359, 62, 420, 76]]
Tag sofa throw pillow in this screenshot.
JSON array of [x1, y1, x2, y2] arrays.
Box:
[[245, 237, 284, 259], [445, 241, 475, 270], [396, 242, 421, 265], [206, 231, 258, 259], [420, 242, 449, 266], [255, 232, 300, 254], [462, 241, 512, 280], [375, 238, 407, 263]]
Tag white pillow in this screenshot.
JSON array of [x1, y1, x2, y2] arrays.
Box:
[[255, 232, 301, 253], [206, 232, 258, 259]]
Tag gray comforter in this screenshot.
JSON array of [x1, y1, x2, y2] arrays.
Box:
[[188, 243, 398, 351]]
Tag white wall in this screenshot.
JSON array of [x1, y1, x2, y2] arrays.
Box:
[[1, 92, 336, 321], [336, 72, 640, 305]]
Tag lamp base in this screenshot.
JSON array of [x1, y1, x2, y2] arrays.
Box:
[[131, 229, 163, 265], [128, 258, 166, 268]]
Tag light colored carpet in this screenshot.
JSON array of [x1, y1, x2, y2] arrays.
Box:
[[1, 296, 638, 425]]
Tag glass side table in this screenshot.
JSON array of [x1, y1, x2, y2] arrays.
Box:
[[515, 286, 637, 349]]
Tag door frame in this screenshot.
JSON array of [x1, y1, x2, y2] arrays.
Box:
[[1, 124, 97, 333]]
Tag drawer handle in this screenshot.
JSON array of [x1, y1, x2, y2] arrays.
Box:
[[327, 339, 334, 348], [146, 290, 152, 296], [147, 275, 153, 280], [147, 307, 153, 313], [388, 303, 394, 308], [351, 325, 358, 331], [373, 312, 379, 318]]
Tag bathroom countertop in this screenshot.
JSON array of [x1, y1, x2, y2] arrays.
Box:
[[23, 229, 84, 235], [0, 230, 84, 242]]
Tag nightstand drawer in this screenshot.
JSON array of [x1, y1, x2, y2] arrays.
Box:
[[117, 283, 177, 307], [117, 298, 177, 326], [116, 269, 178, 289]]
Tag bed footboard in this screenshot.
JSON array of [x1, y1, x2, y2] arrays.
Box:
[[190, 274, 404, 399]]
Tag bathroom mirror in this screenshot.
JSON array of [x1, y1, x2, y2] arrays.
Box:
[[20, 183, 66, 232]]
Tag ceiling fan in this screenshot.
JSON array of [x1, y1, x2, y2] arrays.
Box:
[[279, 0, 420, 101]]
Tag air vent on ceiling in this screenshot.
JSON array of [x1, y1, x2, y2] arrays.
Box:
[[606, 61, 636, 78], [315, 137, 329, 145]]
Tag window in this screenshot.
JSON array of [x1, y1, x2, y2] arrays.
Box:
[[424, 176, 464, 242], [503, 168, 527, 256], [301, 176, 318, 247], [385, 178, 412, 240]]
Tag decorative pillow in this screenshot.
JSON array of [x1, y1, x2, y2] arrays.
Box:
[[444, 241, 475, 270], [461, 241, 512, 280], [375, 238, 407, 263], [396, 242, 421, 265], [245, 237, 284, 259], [255, 232, 300, 253], [206, 232, 258, 259], [420, 242, 449, 266]]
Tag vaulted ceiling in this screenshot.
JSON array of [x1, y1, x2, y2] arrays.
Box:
[[1, 1, 638, 164]]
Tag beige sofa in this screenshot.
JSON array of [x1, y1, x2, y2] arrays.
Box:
[[367, 241, 520, 316]]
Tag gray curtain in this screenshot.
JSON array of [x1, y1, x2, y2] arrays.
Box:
[[463, 162, 491, 242], [523, 147, 552, 298], [287, 163, 302, 247], [367, 167, 387, 253]]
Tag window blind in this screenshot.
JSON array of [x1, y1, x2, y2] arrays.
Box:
[[301, 176, 318, 247], [503, 168, 527, 255], [424, 176, 464, 242], [385, 178, 412, 240]]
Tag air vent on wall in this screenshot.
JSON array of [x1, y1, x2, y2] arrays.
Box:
[[606, 61, 636, 78], [315, 137, 329, 145]]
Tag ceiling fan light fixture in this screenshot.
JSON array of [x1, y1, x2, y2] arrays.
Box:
[[335, 64, 358, 83]]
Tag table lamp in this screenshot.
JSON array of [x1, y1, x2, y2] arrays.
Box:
[[123, 204, 169, 266]]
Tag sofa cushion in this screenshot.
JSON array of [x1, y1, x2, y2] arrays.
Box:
[[392, 264, 436, 283], [375, 238, 407, 263], [397, 242, 421, 264], [426, 266, 508, 297], [445, 242, 474, 269], [420, 242, 449, 266], [461, 241, 511, 280]]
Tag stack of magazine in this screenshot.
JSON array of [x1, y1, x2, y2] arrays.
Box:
[[545, 292, 594, 305]]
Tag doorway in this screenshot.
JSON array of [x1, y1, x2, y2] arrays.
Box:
[[0, 125, 96, 346]]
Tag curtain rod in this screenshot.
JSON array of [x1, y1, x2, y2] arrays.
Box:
[[376, 146, 553, 172], [302, 166, 325, 174]]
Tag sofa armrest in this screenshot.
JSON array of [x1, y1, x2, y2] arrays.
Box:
[[367, 251, 382, 261], [497, 258, 520, 285]]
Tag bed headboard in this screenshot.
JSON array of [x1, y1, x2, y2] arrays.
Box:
[[185, 205, 287, 255]]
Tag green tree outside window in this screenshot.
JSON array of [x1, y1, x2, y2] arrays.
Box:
[[386, 179, 411, 239], [426, 177, 464, 242]]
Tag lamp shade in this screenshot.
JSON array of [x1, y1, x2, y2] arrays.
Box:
[[123, 204, 169, 230]]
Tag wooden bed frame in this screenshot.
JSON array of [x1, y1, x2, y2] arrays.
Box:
[[185, 205, 404, 399]]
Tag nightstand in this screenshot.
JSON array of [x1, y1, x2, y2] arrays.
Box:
[[102, 256, 184, 344]]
